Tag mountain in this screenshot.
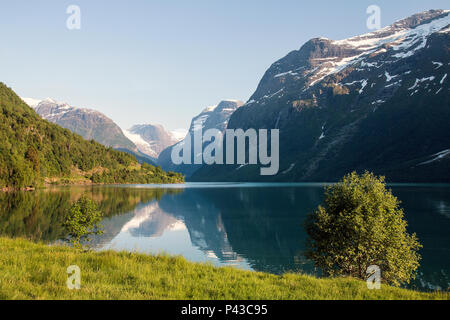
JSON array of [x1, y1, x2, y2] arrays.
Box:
[[192, 10, 450, 182], [114, 148, 157, 166], [158, 99, 244, 177], [170, 128, 189, 141], [22, 98, 137, 151], [0, 83, 183, 189], [21, 97, 42, 108], [124, 124, 185, 158]]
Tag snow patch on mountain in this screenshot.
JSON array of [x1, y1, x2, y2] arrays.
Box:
[[432, 61, 444, 69], [408, 77, 436, 90], [170, 129, 188, 141], [418, 149, 450, 166], [21, 97, 42, 108], [203, 105, 218, 113], [303, 10, 450, 90], [25, 98, 79, 120], [282, 163, 296, 175], [126, 123, 186, 158], [123, 129, 156, 157]]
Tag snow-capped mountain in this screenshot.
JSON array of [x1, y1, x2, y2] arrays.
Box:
[[190, 99, 244, 134], [21, 97, 42, 108], [245, 10, 449, 102], [22, 97, 137, 151], [158, 99, 244, 177], [170, 128, 188, 141], [124, 124, 185, 158], [192, 10, 450, 182]]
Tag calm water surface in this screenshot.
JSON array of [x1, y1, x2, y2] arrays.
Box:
[[1, 182, 449, 291]]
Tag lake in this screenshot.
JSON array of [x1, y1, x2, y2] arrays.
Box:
[[1, 182, 449, 292]]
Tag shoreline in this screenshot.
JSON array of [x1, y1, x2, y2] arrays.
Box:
[[1, 180, 186, 193], [4, 180, 450, 193], [1, 237, 447, 300], [1, 186, 35, 192]]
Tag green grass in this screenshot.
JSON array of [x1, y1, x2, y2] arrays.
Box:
[[0, 237, 448, 300]]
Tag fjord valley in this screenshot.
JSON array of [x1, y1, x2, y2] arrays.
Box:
[[0, 83, 183, 190], [157, 99, 244, 177], [15, 10, 450, 184]]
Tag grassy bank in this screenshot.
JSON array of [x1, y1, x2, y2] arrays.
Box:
[[0, 237, 447, 300]]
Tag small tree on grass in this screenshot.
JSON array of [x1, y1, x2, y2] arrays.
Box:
[[64, 195, 104, 250], [305, 171, 422, 286]]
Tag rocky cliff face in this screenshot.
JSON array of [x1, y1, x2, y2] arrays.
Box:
[[192, 10, 450, 182], [23, 98, 137, 151], [158, 99, 244, 177]]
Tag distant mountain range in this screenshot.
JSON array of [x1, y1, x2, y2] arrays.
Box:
[[21, 97, 183, 164], [192, 10, 450, 182], [22, 95, 241, 178], [124, 124, 186, 158], [158, 100, 244, 177], [22, 98, 137, 151]]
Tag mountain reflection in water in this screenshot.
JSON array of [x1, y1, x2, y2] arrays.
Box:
[[1, 183, 449, 291]]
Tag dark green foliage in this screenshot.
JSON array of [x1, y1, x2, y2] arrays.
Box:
[[0, 83, 184, 188], [64, 195, 103, 249], [115, 148, 157, 166], [305, 172, 422, 286], [90, 164, 183, 184]]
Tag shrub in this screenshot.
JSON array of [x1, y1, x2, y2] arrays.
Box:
[[64, 195, 103, 249], [305, 171, 422, 286]]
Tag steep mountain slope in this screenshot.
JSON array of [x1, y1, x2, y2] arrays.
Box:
[[124, 124, 184, 158], [158, 100, 244, 177], [0, 83, 183, 189], [23, 98, 136, 151], [115, 148, 157, 166], [192, 10, 450, 182]]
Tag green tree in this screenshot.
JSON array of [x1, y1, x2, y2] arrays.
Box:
[[25, 146, 40, 173], [64, 195, 104, 249], [305, 171, 422, 286]]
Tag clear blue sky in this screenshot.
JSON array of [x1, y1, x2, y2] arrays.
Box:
[[0, 0, 448, 130]]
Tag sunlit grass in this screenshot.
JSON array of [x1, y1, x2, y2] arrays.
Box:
[[0, 237, 448, 300]]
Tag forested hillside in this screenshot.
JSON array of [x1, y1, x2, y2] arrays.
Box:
[[0, 83, 183, 189]]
